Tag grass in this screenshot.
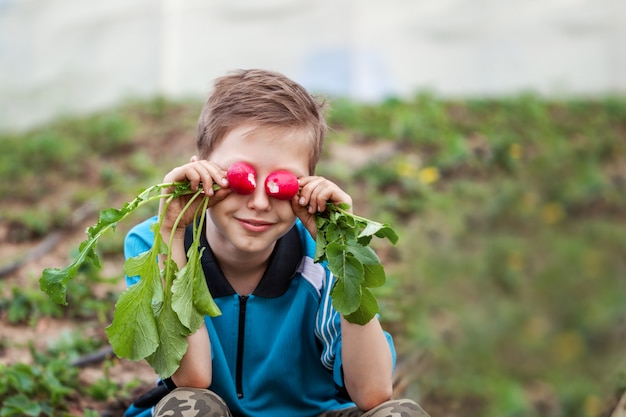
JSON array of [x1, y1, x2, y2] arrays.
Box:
[[1, 93, 625, 416]]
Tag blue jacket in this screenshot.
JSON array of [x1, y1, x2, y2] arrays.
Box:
[[123, 217, 396, 417]]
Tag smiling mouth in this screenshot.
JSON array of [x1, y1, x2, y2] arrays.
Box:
[[237, 218, 274, 231], [241, 218, 272, 225]]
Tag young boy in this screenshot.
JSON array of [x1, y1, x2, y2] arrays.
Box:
[[123, 69, 429, 417]]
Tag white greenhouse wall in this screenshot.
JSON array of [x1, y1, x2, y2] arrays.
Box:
[[0, 0, 625, 131]]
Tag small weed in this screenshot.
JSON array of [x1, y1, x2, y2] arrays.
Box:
[[0, 348, 79, 415], [0, 333, 134, 416]]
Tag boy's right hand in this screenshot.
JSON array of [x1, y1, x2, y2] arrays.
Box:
[[159, 158, 231, 234]]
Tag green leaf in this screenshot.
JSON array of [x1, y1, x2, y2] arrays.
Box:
[[358, 220, 385, 238], [39, 266, 75, 305], [78, 240, 101, 268], [172, 276, 205, 332], [172, 245, 220, 331], [327, 221, 347, 243], [146, 297, 191, 378], [332, 202, 352, 211], [343, 287, 379, 325], [3, 363, 36, 393], [40, 367, 74, 403], [374, 225, 399, 245], [347, 243, 380, 265], [0, 395, 42, 417], [329, 251, 364, 315], [191, 256, 221, 318], [337, 212, 358, 231], [331, 278, 362, 316], [326, 243, 364, 284], [99, 207, 125, 225], [363, 263, 386, 288], [105, 276, 161, 361], [114, 242, 167, 355], [39, 235, 103, 304], [124, 248, 157, 278], [314, 216, 329, 262]]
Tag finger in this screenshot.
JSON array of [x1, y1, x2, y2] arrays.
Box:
[[191, 160, 228, 195], [164, 165, 200, 191], [205, 161, 229, 189], [298, 176, 325, 211], [308, 179, 335, 213]]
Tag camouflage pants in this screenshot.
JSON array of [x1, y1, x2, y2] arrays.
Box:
[[153, 388, 430, 417], [316, 398, 430, 417], [153, 388, 232, 417]]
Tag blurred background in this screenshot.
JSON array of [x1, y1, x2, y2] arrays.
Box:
[[0, 1, 625, 417], [1, 0, 626, 131]]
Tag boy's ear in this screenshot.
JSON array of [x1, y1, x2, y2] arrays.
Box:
[[190, 155, 198, 162]]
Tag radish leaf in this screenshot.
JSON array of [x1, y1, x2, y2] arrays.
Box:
[[40, 181, 221, 378], [315, 203, 399, 324], [344, 287, 379, 324], [146, 287, 192, 378], [105, 273, 160, 360]]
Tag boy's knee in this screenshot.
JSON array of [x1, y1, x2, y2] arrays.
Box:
[[154, 387, 232, 417]]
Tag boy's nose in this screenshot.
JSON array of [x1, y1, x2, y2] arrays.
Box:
[[247, 181, 271, 211]]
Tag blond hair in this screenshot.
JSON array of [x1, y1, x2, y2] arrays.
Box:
[[196, 69, 328, 174]]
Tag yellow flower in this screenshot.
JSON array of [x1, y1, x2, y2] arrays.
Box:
[[552, 331, 584, 364], [509, 143, 522, 159], [418, 166, 440, 184], [583, 396, 603, 417], [541, 202, 565, 224]]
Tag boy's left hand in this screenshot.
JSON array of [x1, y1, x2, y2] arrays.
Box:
[[292, 176, 352, 239]]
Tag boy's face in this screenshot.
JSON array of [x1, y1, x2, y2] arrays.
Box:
[[205, 124, 310, 259]]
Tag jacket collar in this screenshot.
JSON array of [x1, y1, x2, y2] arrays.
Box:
[[184, 221, 303, 298]]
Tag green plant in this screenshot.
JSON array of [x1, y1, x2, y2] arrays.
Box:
[[84, 361, 119, 401], [0, 285, 65, 325], [0, 332, 136, 416], [0, 346, 79, 416]]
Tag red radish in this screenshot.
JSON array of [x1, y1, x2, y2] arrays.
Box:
[[226, 162, 256, 195], [265, 170, 299, 200]]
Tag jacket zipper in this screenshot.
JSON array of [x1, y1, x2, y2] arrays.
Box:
[[236, 295, 248, 399]]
